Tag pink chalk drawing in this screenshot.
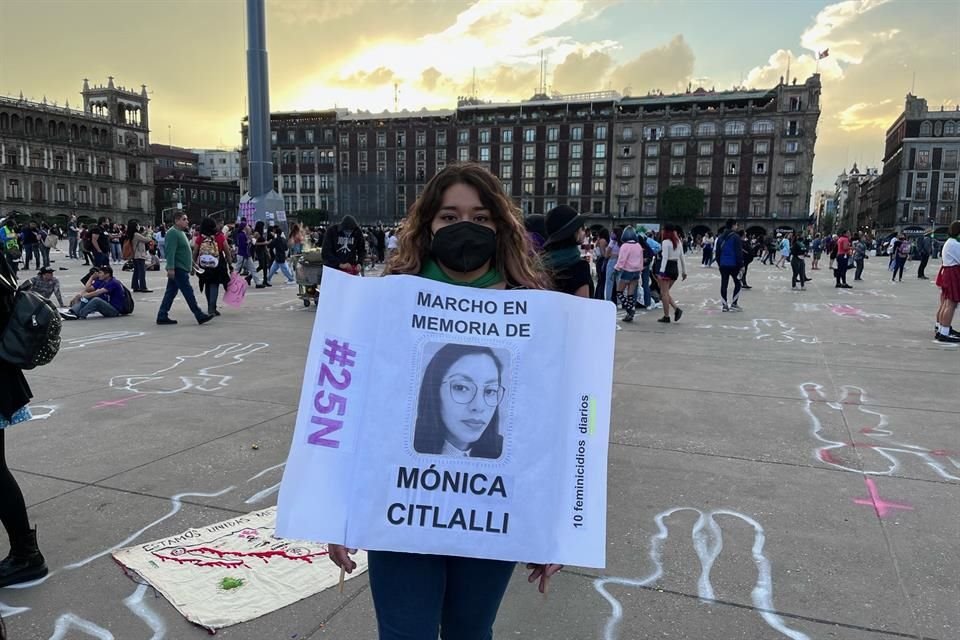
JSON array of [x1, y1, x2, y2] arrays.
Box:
[[826, 304, 890, 321], [852, 477, 913, 518], [93, 394, 146, 409], [800, 382, 960, 482]]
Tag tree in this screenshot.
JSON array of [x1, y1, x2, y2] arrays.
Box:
[[820, 212, 835, 235], [660, 185, 704, 225], [296, 208, 329, 227]]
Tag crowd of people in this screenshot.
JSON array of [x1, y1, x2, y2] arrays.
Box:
[[1, 163, 959, 639]]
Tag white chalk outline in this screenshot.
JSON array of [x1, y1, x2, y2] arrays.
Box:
[[595, 508, 809, 640], [61, 331, 147, 351], [801, 382, 960, 481], [123, 584, 166, 640], [48, 613, 114, 640], [108, 343, 268, 395]]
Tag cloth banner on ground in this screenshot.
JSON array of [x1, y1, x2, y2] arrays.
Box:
[[277, 268, 615, 568], [112, 506, 367, 630], [224, 271, 248, 307]]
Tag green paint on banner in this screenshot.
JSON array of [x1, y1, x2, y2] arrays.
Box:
[[220, 577, 245, 591], [588, 397, 596, 435]]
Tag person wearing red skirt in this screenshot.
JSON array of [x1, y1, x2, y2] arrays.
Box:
[[934, 220, 960, 343]]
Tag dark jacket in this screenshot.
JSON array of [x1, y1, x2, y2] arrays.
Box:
[[321, 224, 366, 268], [0, 256, 32, 420], [717, 230, 743, 269]]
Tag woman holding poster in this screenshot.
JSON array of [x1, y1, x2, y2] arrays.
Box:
[[329, 163, 561, 639]]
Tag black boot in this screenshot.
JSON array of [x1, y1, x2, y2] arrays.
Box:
[[0, 528, 48, 587]]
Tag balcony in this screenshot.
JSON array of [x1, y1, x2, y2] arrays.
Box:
[[616, 133, 636, 144]]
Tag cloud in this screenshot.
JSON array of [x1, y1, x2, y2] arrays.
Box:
[[607, 35, 694, 95], [341, 66, 395, 87], [836, 100, 898, 131], [421, 67, 442, 92], [800, 0, 894, 61], [552, 49, 614, 93]]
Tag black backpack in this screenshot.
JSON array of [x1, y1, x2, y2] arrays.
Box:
[[0, 289, 62, 369], [120, 284, 134, 315]]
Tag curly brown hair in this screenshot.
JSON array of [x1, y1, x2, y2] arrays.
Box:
[[385, 163, 548, 289]]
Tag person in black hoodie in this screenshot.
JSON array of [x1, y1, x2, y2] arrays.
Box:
[[789, 232, 810, 290], [321, 215, 365, 275], [0, 255, 47, 588], [739, 230, 756, 289], [542, 205, 592, 298], [715, 218, 744, 312]]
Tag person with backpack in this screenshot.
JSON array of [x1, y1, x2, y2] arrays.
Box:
[[125, 219, 154, 293], [156, 212, 213, 326], [0, 254, 48, 588], [193, 217, 232, 316], [892, 233, 911, 282], [60, 265, 126, 319], [265, 225, 295, 285], [716, 218, 744, 312]]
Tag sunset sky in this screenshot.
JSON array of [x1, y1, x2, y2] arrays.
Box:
[[1, 0, 958, 196]]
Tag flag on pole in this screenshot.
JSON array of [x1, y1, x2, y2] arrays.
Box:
[[818, 49, 830, 59]]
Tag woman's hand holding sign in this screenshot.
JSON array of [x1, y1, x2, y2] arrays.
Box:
[[526, 563, 563, 594], [328, 543, 358, 573]]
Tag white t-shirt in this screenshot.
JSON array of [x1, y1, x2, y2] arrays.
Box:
[[942, 237, 960, 267], [386, 235, 399, 250]]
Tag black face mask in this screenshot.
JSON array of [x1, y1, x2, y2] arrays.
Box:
[[430, 222, 497, 273]]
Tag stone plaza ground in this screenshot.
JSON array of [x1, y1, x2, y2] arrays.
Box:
[[1, 252, 958, 640]]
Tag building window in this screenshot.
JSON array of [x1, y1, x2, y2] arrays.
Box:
[[523, 181, 534, 196], [458, 129, 469, 144], [569, 162, 582, 178], [754, 160, 767, 175], [915, 181, 928, 200], [755, 141, 770, 155], [502, 146, 513, 161], [570, 143, 582, 159], [622, 127, 634, 140], [595, 143, 606, 159], [501, 180, 511, 194], [643, 199, 656, 214], [6, 179, 20, 199], [546, 181, 557, 196], [644, 126, 663, 141], [523, 164, 535, 179], [944, 150, 958, 169], [723, 179, 737, 195], [751, 120, 774, 134], [724, 121, 745, 136], [671, 142, 685, 156], [644, 182, 657, 196], [592, 200, 604, 215], [569, 181, 581, 196], [479, 147, 490, 162], [781, 200, 794, 215], [919, 121, 932, 137], [789, 96, 802, 111], [784, 159, 797, 174], [645, 161, 657, 177], [944, 181, 957, 201], [752, 180, 766, 195], [524, 128, 536, 142], [646, 144, 659, 158], [670, 160, 684, 177], [458, 147, 469, 162], [546, 163, 558, 178], [547, 126, 559, 142], [784, 141, 800, 154], [373, 132, 383, 147], [669, 124, 691, 137], [497, 129, 512, 143], [726, 142, 740, 156], [594, 162, 606, 177], [722, 200, 737, 215], [397, 132, 406, 147], [620, 163, 632, 177], [415, 131, 426, 147], [697, 142, 712, 156], [696, 179, 710, 194], [571, 126, 583, 141], [546, 144, 559, 160], [917, 150, 930, 170], [437, 130, 447, 145], [595, 125, 607, 139], [697, 122, 717, 137], [783, 181, 797, 195], [751, 200, 765, 216], [726, 160, 739, 175], [501, 165, 512, 180]]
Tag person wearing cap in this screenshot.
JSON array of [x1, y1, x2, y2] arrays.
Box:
[[28, 267, 64, 307], [542, 205, 592, 298]]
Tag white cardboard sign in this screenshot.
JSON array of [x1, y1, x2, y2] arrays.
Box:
[[277, 267, 614, 568]]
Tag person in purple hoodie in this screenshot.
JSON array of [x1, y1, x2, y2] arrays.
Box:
[[233, 222, 262, 287]]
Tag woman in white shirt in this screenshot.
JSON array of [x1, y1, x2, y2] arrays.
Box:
[[934, 220, 960, 343], [655, 224, 687, 323]]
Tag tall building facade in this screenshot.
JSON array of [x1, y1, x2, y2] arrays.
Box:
[[878, 94, 960, 233], [194, 148, 241, 182], [240, 75, 821, 232], [0, 77, 153, 225]]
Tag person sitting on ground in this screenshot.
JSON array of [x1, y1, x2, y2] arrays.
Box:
[[62, 265, 125, 319], [28, 267, 65, 307], [146, 247, 161, 271]]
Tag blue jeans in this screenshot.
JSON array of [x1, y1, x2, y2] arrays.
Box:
[[267, 260, 294, 283], [68, 236, 78, 258], [367, 551, 515, 640], [157, 268, 206, 321], [640, 267, 652, 307], [71, 296, 119, 319], [93, 252, 109, 268], [111, 242, 122, 262], [22, 243, 39, 269], [603, 257, 618, 302], [132, 258, 147, 291]]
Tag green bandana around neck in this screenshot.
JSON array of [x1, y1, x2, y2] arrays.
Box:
[[542, 245, 583, 270], [419, 258, 503, 288]]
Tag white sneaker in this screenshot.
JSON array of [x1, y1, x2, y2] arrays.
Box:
[[730, 304, 743, 312], [653, 302, 663, 309], [59, 309, 78, 320]]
